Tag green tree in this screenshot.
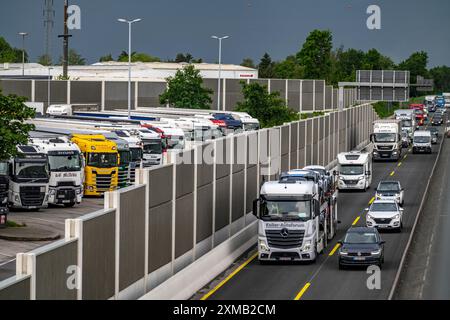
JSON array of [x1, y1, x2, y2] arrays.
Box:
[[38, 54, 52, 66], [0, 90, 35, 160], [272, 55, 304, 79], [59, 49, 86, 65], [99, 54, 113, 62], [241, 58, 255, 69], [236, 81, 299, 128], [258, 53, 275, 78], [363, 48, 395, 70], [429, 66, 450, 93], [398, 51, 429, 96], [0, 37, 26, 63], [117, 51, 160, 62], [297, 30, 333, 81], [159, 64, 213, 109]]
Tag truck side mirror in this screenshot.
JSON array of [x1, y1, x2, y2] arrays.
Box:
[[366, 171, 371, 176], [333, 170, 339, 176], [370, 133, 374, 142], [252, 199, 260, 219]]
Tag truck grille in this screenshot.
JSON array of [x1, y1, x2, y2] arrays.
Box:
[[56, 189, 75, 202], [266, 229, 304, 249], [129, 167, 136, 184], [343, 180, 358, 185], [118, 166, 130, 188], [19, 186, 45, 207], [94, 173, 113, 192], [57, 181, 75, 187], [377, 146, 392, 151]]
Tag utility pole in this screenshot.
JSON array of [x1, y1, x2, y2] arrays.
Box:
[[18, 32, 28, 76], [58, 0, 72, 78]]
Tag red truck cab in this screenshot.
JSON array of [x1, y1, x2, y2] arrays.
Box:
[[410, 104, 426, 126]]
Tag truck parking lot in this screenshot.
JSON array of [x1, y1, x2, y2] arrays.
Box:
[[0, 197, 103, 280]]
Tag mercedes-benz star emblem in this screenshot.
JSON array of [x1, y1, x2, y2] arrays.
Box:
[[280, 228, 289, 238]]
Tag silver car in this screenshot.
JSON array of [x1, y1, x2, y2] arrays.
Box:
[[375, 181, 404, 206], [365, 200, 404, 232]]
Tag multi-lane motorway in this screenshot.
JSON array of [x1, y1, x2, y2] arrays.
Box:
[[196, 119, 443, 300]]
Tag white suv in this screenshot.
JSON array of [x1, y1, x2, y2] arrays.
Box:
[[365, 200, 404, 232]]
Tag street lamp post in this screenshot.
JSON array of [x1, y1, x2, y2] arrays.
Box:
[[18, 32, 28, 77], [118, 18, 142, 120], [48, 67, 53, 108], [211, 35, 229, 111]]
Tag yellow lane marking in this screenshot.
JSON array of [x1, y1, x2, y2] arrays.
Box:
[[397, 162, 402, 167], [294, 282, 311, 300], [352, 216, 361, 226], [329, 243, 341, 256], [200, 252, 258, 300], [390, 171, 395, 176], [369, 197, 375, 205]]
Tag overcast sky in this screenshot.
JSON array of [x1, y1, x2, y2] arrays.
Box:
[[1, 0, 449, 67]]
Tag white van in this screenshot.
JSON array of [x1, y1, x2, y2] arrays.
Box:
[[337, 152, 372, 191], [412, 131, 432, 154]]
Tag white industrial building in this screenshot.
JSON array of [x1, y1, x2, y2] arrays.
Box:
[[0, 62, 258, 81]]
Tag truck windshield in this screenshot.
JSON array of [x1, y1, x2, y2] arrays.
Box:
[[0, 162, 7, 175], [414, 136, 430, 143], [130, 148, 143, 162], [15, 162, 48, 179], [261, 200, 311, 221], [401, 120, 412, 127], [339, 165, 364, 176], [143, 142, 162, 154], [118, 150, 131, 166], [48, 154, 82, 172], [373, 133, 396, 143], [87, 153, 117, 168], [167, 136, 185, 150]]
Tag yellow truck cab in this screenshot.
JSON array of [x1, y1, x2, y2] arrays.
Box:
[[70, 134, 119, 196]]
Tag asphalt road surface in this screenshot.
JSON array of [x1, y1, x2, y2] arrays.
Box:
[[196, 120, 443, 300], [395, 126, 450, 299]]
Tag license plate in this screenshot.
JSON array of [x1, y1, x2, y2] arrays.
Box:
[[62, 200, 70, 204], [58, 195, 65, 198], [381, 154, 389, 157], [354, 257, 366, 261], [279, 257, 292, 261]]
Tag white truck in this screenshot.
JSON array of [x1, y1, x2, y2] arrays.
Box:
[[46, 104, 99, 117], [29, 136, 84, 207], [394, 110, 415, 139], [371, 120, 403, 161], [337, 152, 372, 191], [443, 93, 450, 108], [412, 130, 432, 154], [8, 145, 50, 210], [253, 171, 338, 263]]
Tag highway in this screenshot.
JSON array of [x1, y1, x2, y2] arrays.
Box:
[[196, 119, 443, 300], [395, 128, 450, 299]]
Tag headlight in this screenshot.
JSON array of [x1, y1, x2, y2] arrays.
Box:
[[303, 240, 312, 251], [76, 188, 82, 195], [393, 214, 400, 220], [367, 214, 373, 220], [259, 240, 269, 252], [358, 176, 364, 181], [48, 188, 56, 195], [339, 250, 348, 256], [371, 249, 382, 256]]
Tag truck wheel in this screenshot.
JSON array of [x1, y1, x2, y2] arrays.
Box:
[[64, 202, 76, 208]]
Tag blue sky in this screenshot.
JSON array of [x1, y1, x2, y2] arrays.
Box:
[[1, 0, 449, 67]]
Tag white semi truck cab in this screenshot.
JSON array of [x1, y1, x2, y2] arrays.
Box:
[[30, 137, 84, 207], [8, 145, 50, 210], [371, 120, 403, 161], [253, 175, 338, 263]]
